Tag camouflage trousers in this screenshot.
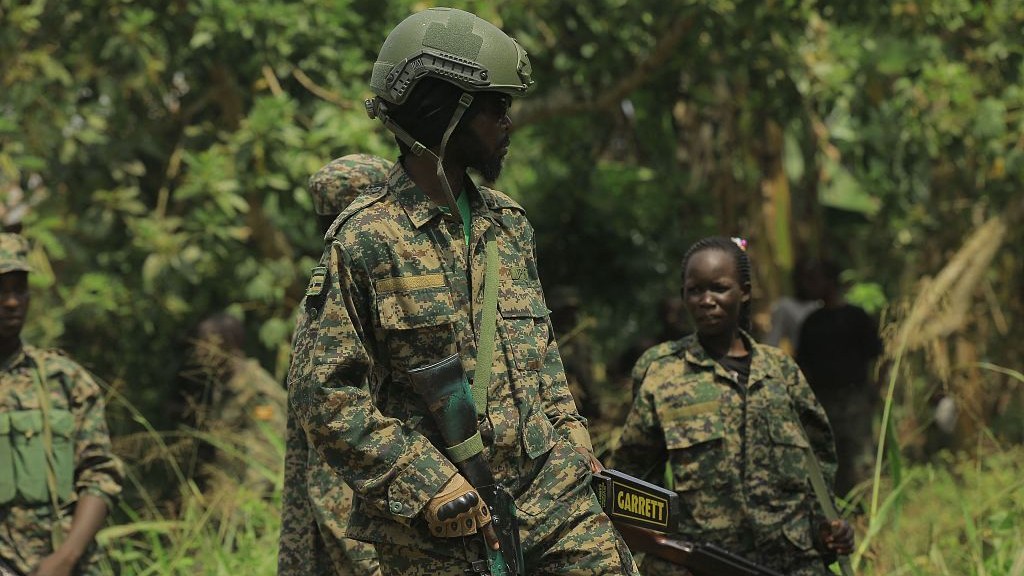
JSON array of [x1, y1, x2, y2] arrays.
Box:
[[373, 442, 638, 576]]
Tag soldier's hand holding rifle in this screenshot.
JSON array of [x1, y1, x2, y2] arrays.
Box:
[[424, 474, 500, 550]]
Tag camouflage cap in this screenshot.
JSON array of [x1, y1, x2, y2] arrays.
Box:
[[308, 154, 393, 216], [0, 233, 31, 274]]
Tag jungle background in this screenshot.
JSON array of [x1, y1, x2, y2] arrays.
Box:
[[2, 0, 1023, 574]]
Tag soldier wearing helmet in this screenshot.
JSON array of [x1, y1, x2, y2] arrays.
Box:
[[286, 8, 638, 576], [280, 156, 391, 576]]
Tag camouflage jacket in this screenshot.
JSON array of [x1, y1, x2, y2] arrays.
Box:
[[0, 344, 123, 575], [611, 334, 838, 573], [287, 163, 590, 556]]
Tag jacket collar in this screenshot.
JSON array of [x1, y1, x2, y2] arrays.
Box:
[[391, 161, 503, 230], [680, 331, 774, 387]]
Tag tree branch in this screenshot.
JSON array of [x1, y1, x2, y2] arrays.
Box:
[[512, 15, 694, 129]]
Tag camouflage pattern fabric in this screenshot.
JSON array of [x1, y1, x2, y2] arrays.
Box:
[[629, 340, 685, 400], [309, 154, 393, 216], [611, 334, 838, 576], [286, 163, 636, 575], [0, 233, 31, 274], [279, 404, 381, 576], [0, 345, 123, 576], [374, 442, 634, 576], [278, 156, 391, 576]]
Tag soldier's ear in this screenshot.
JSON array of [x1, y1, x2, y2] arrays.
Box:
[[740, 281, 751, 303]]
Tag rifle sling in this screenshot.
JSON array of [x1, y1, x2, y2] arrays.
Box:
[[471, 229, 499, 417]]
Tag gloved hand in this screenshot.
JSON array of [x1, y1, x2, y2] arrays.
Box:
[[423, 474, 492, 538]]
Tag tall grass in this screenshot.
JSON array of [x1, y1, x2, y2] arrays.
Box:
[[94, 385, 283, 576]]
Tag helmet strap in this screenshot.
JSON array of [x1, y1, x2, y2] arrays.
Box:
[[434, 92, 474, 220], [371, 92, 475, 221]]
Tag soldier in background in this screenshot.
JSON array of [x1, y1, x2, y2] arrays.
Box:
[[0, 233, 123, 576], [612, 237, 852, 576], [279, 154, 391, 576], [796, 260, 882, 497], [190, 312, 285, 493]]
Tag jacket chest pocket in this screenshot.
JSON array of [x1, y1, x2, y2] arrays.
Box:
[[375, 276, 458, 371], [767, 417, 811, 492], [498, 281, 551, 372], [661, 403, 727, 492], [0, 414, 13, 503], [8, 409, 75, 504]]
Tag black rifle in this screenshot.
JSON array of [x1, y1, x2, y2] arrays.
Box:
[[408, 354, 523, 576]]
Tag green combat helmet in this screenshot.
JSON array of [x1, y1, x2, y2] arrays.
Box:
[[308, 154, 394, 216], [365, 7, 534, 212], [0, 233, 31, 274]]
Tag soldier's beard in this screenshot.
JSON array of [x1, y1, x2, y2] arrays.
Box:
[[458, 131, 509, 183]]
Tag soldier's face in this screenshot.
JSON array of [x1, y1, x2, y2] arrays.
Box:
[[458, 93, 512, 181], [0, 271, 29, 340], [682, 250, 750, 337]]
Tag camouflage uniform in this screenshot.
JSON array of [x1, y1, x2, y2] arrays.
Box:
[[611, 334, 838, 576], [309, 154, 394, 217], [0, 345, 124, 575], [288, 163, 637, 576], [279, 156, 391, 576]]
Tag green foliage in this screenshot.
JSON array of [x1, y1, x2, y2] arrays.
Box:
[[2, 0, 1023, 570]]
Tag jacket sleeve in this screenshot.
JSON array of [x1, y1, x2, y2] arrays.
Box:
[[529, 227, 591, 453], [609, 378, 667, 484], [67, 365, 123, 509], [784, 354, 840, 557], [277, 405, 317, 575], [291, 242, 456, 525], [785, 357, 838, 487], [538, 320, 593, 453]]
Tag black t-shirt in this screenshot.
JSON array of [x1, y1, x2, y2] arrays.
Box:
[[715, 352, 752, 388], [796, 304, 882, 399]]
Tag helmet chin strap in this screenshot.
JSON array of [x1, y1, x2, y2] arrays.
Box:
[[372, 92, 475, 220]]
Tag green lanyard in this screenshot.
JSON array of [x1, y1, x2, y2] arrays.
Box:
[[31, 361, 66, 550]]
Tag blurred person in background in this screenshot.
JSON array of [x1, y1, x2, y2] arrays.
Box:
[[611, 237, 852, 576], [0, 233, 123, 576], [796, 260, 882, 498], [765, 258, 823, 357], [189, 311, 285, 493], [279, 154, 391, 576]]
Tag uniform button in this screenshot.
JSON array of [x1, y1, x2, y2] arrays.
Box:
[[389, 501, 403, 514], [25, 429, 33, 439]]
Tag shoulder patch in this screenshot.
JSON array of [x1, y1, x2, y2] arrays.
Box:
[[326, 183, 389, 240], [306, 266, 328, 297]]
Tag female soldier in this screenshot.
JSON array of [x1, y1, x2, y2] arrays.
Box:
[[611, 237, 853, 576], [0, 233, 123, 576]]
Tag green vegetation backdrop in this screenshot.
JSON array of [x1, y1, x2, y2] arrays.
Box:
[[3, 0, 1023, 573]]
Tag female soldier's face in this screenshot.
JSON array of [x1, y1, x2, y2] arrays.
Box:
[[682, 250, 750, 337]]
